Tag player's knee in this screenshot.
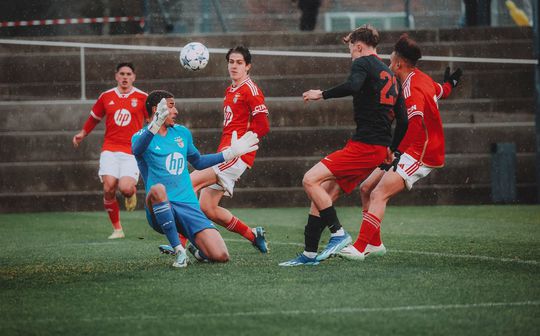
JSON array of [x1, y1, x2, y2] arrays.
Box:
[[302, 172, 316, 189], [149, 184, 167, 200], [370, 187, 386, 203], [359, 182, 372, 198], [119, 185, 135, 197], [213, 250, 229, 263], [200, 203, 217, 220]]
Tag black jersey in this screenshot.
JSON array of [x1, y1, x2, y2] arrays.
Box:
[[322, 54, 407, 151]]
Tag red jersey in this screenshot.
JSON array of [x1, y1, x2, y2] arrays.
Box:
[[398, 70, 452, 167], [90, 87, 148, 154], [218, 77, 269, 167]]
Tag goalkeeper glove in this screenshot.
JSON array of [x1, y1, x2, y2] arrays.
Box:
[[222, 131, 259, 161], [443, 67, 462, 88], [379, 150, 402, 172], [147, 98, 169, 134]]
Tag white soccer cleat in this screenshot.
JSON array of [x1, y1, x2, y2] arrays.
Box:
[[125, 193, 137, 212], [338, 245, 365, 261], [172, 250, 189, 268], [365, 244, 387, 258], [108, 229, 125, 240]]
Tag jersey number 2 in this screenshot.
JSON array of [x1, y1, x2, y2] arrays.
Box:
[[379, 71, 398, 105]]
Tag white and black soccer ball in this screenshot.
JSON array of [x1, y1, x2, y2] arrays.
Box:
[[179, 42, 209, 71]]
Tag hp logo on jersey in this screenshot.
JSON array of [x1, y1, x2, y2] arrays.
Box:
[[165, 152, 185, 175], [114, 109, 132, 127]]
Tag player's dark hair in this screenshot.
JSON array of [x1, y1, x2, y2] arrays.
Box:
[[116, 62, 135, 72], [393, 33, 422, 66], [145, 90, 174, 117], [226, 46, 252, 65], [343, 24, 380, 48]]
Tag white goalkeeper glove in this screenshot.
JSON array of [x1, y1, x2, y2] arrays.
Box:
[[147, 98, 169, 134], [222, 131, 259, 161]]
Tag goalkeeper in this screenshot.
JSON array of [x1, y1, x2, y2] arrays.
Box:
[[132, 90, 259, 268]]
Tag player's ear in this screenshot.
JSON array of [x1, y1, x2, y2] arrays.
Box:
[[246, 63, 252, 73]]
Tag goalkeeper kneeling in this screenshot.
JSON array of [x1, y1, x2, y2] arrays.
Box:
[[132, 90, 259, 268]]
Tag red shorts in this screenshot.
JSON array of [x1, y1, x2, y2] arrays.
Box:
[[321, 140, 387, 194]]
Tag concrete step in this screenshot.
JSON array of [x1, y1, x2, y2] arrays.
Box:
[[0, 122, 535, 163], [0, 68, 533, 100], [0, 97, 533, 132], [0, 183, 535, 213], [0, 154, 535, 194]]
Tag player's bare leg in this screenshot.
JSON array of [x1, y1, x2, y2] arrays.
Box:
[[303, 163, 350, 261], [198, 187, 268, 253], [190, 167, 218, 193], [194, 229, 229, 262], [345, 170, 405, 259], [119, 176, 137, 211], [102, 175, 124, 239]]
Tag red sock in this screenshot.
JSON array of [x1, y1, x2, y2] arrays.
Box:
[[104, 198, 121, 230], [226, 216, 255, 242], [178, 233, 188, 248], [364, 209, 382, 245], [353, 211, 381, 252]]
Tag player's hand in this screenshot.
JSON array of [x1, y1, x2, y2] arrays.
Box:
[[222, 131, 259, 161], [72, 130, 86, 148], [148, 98, 170, 134], [302, 89, 323, 102], [379, 150, 402, 172], [444, 67, 462, 88]]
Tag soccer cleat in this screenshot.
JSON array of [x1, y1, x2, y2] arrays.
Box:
[[251, 227, 268, 253], [316, 232, 352, 261], [159, 244, 176, 255], [172, 250, 189, 268], [338, 245, 365, 261], [125, 193, 137, 212], [365, 243, 387, 258], [187, 243, 209, 263], [108, 229, 125, 239], [278, 253, 319, 266]]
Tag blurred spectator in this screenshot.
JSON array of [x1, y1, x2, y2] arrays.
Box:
[[463, 0, 492, 26], [296, 0, 321, 31]]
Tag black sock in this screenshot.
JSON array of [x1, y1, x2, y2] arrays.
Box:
[[304, 214, 326, 253], [319, 206, 342, 233]]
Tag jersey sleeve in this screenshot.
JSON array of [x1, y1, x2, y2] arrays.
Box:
[[434, 81, 453, 100], [405, 86, 426, 120], [245, 87, 270, 137], [91, 93, 106, 120], [323, 58, 368, 99]]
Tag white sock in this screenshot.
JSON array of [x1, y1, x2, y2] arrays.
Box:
[[174, 244, 186, 254], [331, 228, 344, 237], [303, 251, 317, 259]]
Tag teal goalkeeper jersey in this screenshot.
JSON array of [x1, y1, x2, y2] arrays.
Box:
[[132, 125, 199, 204]]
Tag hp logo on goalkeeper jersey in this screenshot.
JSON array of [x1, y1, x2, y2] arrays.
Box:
[[165, 152, 185, 175], [114, 109, 132, 126]]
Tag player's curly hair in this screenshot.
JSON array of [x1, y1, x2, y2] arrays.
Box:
[[394, 33, 422, 66], [343, 24, 380, 48], [145, 90, 174, 117], [226, 46, 252, 65]]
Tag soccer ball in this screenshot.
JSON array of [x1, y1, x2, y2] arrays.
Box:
[[179, 42, 209, 71]]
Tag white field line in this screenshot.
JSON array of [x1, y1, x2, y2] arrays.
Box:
[[25, 300, 540, 323], [224, 238, 540, 266]]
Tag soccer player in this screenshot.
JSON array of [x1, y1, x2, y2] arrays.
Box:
[[72, 62, 148, 239], [132, 90, 259, 268], [280, 24, 408, 266], [339, 34, 462, 260], [190, 46, 270, 253]]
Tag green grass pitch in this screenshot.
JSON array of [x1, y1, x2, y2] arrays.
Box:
[[1, 205, 539, 335]]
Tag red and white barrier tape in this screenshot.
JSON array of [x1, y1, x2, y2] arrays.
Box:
[[0, 16, 145, 28]]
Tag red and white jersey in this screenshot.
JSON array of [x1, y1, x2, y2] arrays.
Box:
[[399, 69, 451, 167], [218, 77, 268, 167], [91, 87, 148, 154]]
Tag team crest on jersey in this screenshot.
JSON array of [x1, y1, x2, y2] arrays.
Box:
[[131, 98, 138, 107], [174, 137, 184, 148], [233, 93, 241, 104]]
